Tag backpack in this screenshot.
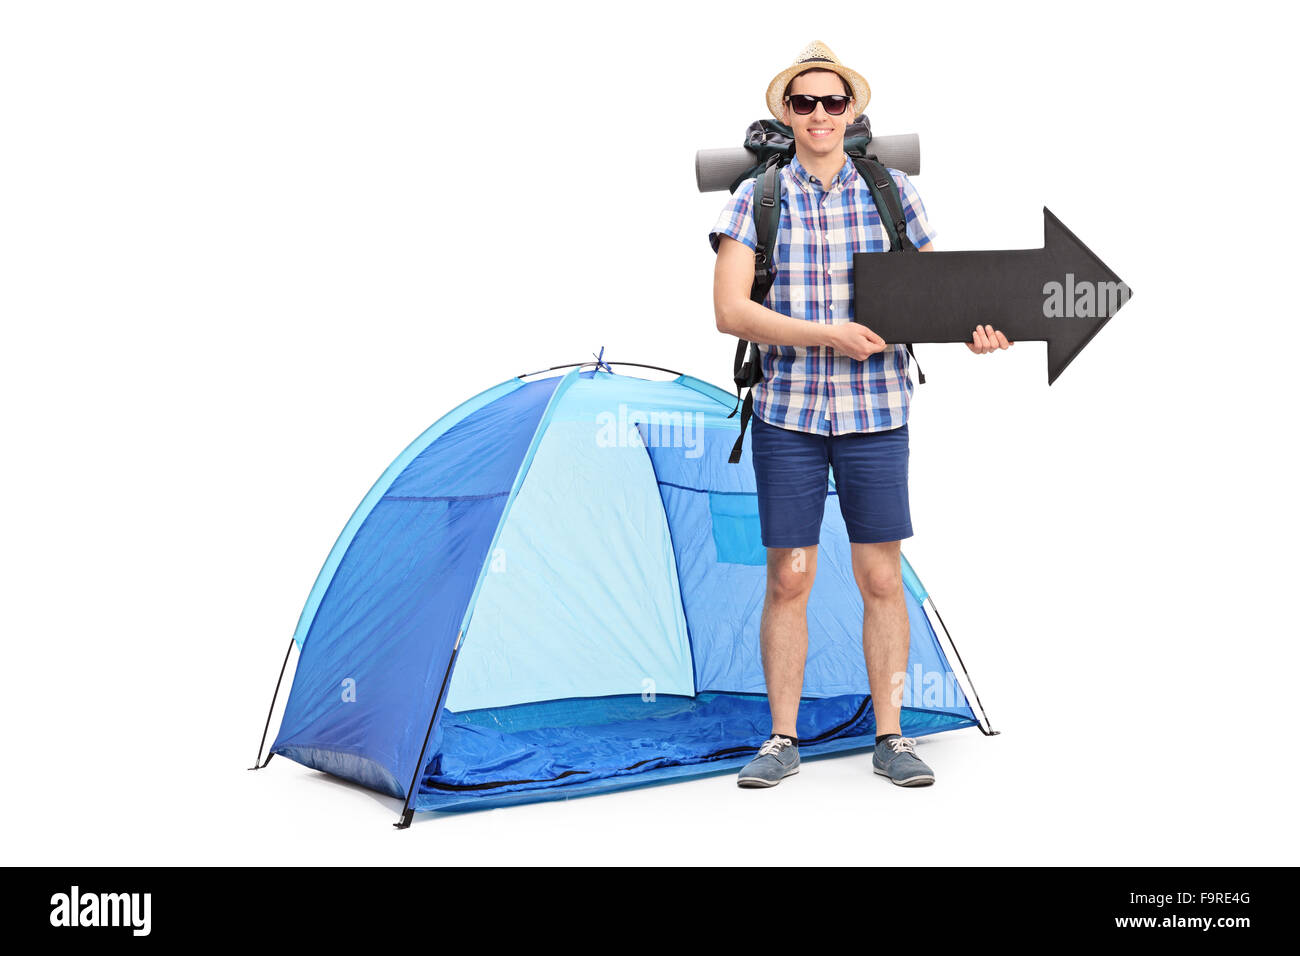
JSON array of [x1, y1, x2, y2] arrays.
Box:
[[726, 117, 926, 464]]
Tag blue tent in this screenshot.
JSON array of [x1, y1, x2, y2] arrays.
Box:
[[254, 364, 994, 823]]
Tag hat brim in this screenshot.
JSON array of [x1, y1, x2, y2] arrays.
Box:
[[766, 62, 871, 122]]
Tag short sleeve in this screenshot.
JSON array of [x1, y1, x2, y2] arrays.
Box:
[[708, 178, 758, 254], [890, 169, 938, 250]]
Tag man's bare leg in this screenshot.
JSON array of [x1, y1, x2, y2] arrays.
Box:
[[851, 540, 909, 736], [761, 544, 818, 737]]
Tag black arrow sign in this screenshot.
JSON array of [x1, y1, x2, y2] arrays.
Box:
[[854, 208, 1132, 384]]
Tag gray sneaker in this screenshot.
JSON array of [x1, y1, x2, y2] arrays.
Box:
[[737, 735, 800, 788], [872, 736, 935, 787]]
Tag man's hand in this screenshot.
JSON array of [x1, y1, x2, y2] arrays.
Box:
[[967, 324, 1014, 354], [827, 322, 887, 361]]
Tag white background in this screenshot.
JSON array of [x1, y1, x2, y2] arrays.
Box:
[[3, 0, 1297, 865]]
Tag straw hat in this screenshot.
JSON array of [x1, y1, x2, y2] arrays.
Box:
[[765, 40, 871, 122]]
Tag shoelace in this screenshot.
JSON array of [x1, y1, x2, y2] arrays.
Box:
[[887, 736, 919, 755], [758, 736, 794, 757]]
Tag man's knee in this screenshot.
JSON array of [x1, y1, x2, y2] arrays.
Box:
[[859, 566, 903, 602], [766, 546, 816, 603], [853, 545, 903, 601]]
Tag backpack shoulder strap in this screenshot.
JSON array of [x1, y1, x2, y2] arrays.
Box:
[[854, 156, 915, 252], [752, 159, 783, 279], [728, 160, 784, 463], [905, 342, 925, 385], [731, 162, 780, 387]]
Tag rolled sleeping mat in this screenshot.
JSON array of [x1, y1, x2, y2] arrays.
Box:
[[696, 132, 920, 192]]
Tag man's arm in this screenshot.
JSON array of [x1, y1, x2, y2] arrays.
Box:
[[713, 235, 886, 361]]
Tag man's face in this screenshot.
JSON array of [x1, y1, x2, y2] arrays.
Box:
[[781, 70, 854, 159]]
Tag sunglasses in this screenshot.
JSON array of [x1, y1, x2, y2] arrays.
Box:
[[784, 93, 851, 116]]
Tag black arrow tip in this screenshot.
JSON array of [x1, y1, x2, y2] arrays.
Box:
[[1041, 208, 1132, 384]]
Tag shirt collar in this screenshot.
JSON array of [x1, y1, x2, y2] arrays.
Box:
[[789, 152, 855, 192]]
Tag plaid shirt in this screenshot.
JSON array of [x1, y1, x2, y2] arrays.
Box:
[[709, 152, 938, 435]]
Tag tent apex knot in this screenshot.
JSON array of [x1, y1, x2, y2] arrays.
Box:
[[592, 346, 613, 374]]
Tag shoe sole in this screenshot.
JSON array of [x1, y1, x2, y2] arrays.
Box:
[[873, 767, 935, 787], [737, 768, 799, 789]]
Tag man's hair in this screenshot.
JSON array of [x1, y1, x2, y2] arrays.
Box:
[[782, 67, 853, 102]]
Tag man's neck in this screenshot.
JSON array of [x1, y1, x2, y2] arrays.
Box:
[[797, 149, 846, 190]]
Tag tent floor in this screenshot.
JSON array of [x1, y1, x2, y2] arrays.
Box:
[[413, 692, 978, 813]]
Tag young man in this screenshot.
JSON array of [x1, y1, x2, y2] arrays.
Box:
[[709, 41, 1012, 789]]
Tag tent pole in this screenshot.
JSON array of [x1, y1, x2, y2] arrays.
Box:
[[516, 360, 686, 379], [926, 598, 1001, 737], [394, 633, 463, 829], [249, 637, 297, 770]]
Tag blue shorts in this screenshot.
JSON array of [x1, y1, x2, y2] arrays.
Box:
[[750, 414, 912, 547]]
